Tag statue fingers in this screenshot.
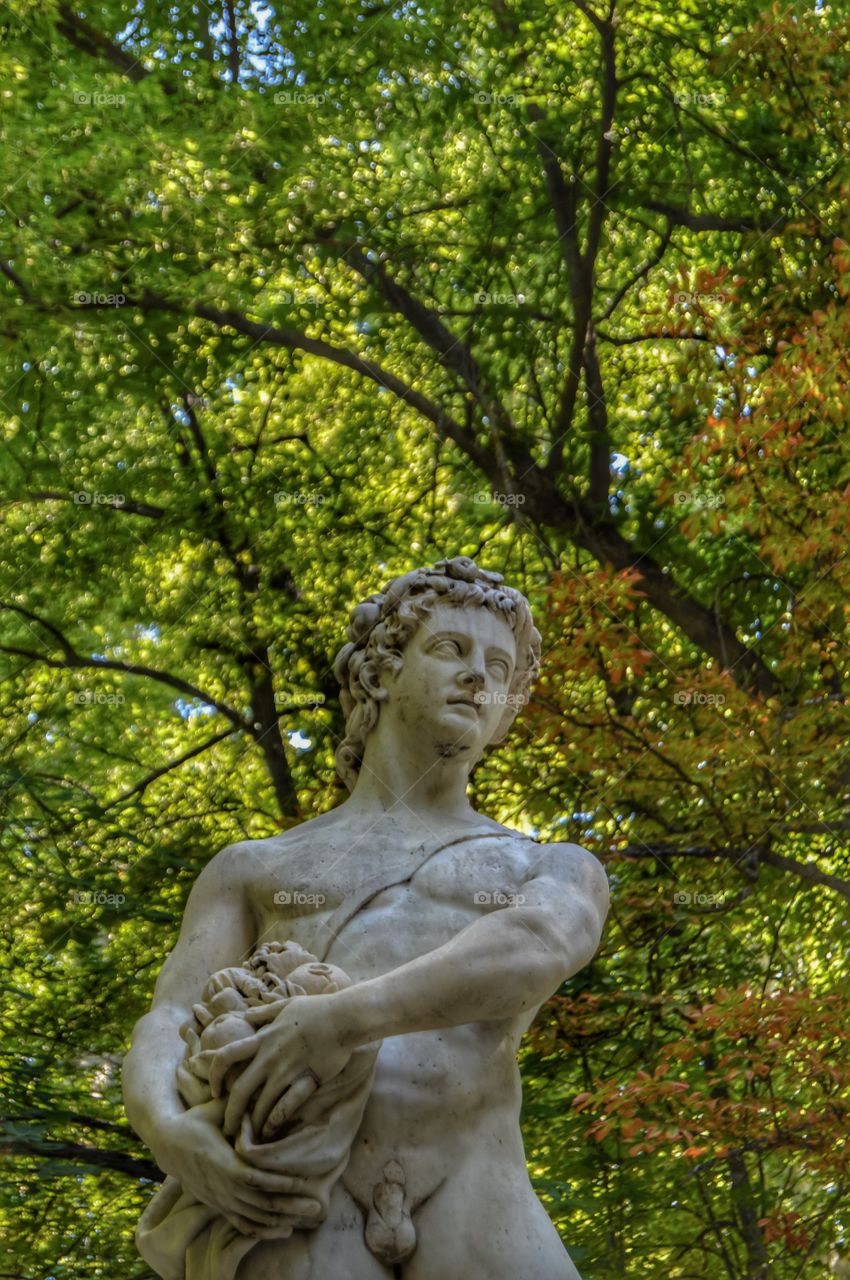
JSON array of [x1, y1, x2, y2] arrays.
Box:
[[247, 1220, 300, 1240], [222, 1208, 296, 1239], [223, 1058, 266, 1135], [232, 1194, 320, 1227], [208, 1035, 258, 1099], [265, 1195, 323, 1221], [261, 1071, 320, 1140], [228, 1180, 296, 1213], [240, 1166, 311, 1195], [267, 1194, 323, 1219], [249, 1071, 292, 1137], [246, 1003, 281, 1026], [231, 1197, 292, 1228], [225, 1156, 318, 1214]]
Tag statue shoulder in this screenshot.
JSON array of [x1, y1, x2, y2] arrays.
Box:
[[526, 838, 610, 901], [185, 840, 253, 898], [199, 830, 302, 887], [211, 813, 336, 875]]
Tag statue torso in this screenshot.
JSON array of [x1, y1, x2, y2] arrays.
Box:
[[242, 808, 547, 1205]]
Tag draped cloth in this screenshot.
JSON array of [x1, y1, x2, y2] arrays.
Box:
[[135, 1043, 380, 1280]]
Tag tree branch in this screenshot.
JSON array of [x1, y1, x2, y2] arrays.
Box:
[[543, 2, 617, 476], [567, 505, 777, 700], [27, 291, 777, 700], [570, 0, 611, 34], [3, 491, 167, 519], [0, 601, 253, 734], [223, 0, 240, 82], [104, 727, 239, 808], [0, 260, 35, 302], [167, 393, 304, 821], [345, 247, 494, 409], [146, 294, 493, 472], [55, 5, 151, 85], [599, 219, 675, 321], [614, 842, 850, 902], [0, 1129, 163, 1182], [759, 849, 850, 903], [596, 329, 713, 345], [583, 329, 611, 506], [343, 245, 521, 491], [640, 200, 778, 234]]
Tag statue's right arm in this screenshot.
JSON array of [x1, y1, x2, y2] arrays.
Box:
[[122, 842, 254, 1157], [122, 843, 324, 1236]]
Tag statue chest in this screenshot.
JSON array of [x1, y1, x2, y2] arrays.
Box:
[[248, 835, 537, 979]]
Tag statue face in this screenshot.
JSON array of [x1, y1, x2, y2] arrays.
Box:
[[378, 602, 518, 763]]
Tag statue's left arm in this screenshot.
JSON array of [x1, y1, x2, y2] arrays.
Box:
[[332, 841, 609, 1038], [217, 842, 608, 1137]]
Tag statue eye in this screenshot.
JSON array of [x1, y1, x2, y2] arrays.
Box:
[[488, 659, 510, 679], [434, 637, 463, 656]]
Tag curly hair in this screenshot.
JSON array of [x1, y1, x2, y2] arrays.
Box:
[[332, 556, 541, 791]]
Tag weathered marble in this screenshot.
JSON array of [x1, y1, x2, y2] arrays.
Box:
[[124, 556, 609, 1280]]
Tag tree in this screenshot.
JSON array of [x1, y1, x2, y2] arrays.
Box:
[[1, 0, 848, 1275]]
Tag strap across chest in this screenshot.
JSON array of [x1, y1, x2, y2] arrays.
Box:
[[313, 827, 536, 963]]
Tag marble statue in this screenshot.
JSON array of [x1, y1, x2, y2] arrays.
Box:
[[123, 556, 609, 1280]]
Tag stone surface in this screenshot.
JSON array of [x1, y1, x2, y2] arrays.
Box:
[[123, 557, 610, 1280]]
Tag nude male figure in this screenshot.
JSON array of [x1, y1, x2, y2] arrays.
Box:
[[123, 557, 609, 1280]]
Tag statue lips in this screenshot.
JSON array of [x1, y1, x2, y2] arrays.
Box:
[[446, 694, 482, 714]]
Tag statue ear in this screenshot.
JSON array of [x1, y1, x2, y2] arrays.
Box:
[[359, 660, 389, 702]]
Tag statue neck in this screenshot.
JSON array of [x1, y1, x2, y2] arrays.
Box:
[[345, 731, 477, 825]]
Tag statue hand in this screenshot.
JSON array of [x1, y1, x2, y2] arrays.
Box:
[[207, 1028, 261, 1098], [159, 1099, 324, 1237], [222, 997, 354, 1139]]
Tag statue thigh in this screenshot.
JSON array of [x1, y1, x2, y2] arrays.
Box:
[[401, 1161, 583, 1280]]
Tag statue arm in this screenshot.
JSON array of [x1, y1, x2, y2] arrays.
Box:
[[122, 842, 255, 1162], [124, 846, 329, 1234], [331, 841, 609, 1046]]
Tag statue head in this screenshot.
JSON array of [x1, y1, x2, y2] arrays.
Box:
[[332, 556, 541, 791]]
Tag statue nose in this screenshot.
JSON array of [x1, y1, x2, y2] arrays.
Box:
[[459, 666, 485, 690]]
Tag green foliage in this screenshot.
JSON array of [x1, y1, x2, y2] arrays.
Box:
[[1, 0, 849, 1275]]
